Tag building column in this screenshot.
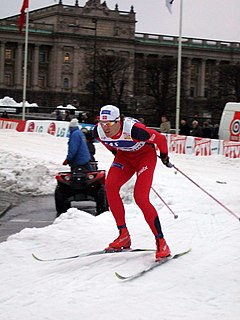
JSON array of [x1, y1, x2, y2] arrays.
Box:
[[48, 46, 54, 88], [185, 57, 191, 96], [199, 59, 206, 97], [215, 60, 220, 89], [0, 42, 6, 86], [72, 45, 79, 91], [49, 44, 62, 90], [56, 45, 63, 90], [15, 42, 23, 88], [127, 51, 135, 95], [33, 44, 39, 89]]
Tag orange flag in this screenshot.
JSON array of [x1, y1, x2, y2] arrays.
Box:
[[18, 0, 29, 34]]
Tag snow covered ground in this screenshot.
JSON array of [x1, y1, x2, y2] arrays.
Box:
[[0, 129, 239, 320]]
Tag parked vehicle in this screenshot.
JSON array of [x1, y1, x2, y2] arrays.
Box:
[[219, 102, 240, 141]]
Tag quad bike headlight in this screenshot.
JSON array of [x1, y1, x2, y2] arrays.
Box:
[[88, 174, 95, 180], [64, 175, 71, 181]]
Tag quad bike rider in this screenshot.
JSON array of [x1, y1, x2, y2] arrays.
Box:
[[54, 119, 108, 216]]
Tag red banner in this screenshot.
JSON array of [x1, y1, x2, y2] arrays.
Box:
[[194, 138, 212, 156], [0, 118, 26, 132], [169, 134, 187, 154], [223, 141, 240, 158]]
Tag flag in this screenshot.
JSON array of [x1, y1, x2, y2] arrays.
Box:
[[18, 0, 29, 34], [165, 0, 174, 14]]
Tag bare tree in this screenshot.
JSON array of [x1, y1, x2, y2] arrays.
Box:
[[218, 63, 240, 102], [86, 53, 130, 107], [145, 57, 177, 117]]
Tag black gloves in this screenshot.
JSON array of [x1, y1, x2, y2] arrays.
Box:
[[161, 156, 173, 168]]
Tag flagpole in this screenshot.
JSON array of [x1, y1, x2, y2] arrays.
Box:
[[175, 0, 183, 134], [22, 6, 29, 121]]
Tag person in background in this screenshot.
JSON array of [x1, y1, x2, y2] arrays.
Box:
[[1, 111, 9, 119], [82, 112, 90, 123], [64, 110, 71, 122], [93, 105, 173, 261], [62, 118, 91, 171], [190, 120, 203, 137], [138, 117, 145, 124], [159, 115, 171, 133], [212, 124, 219, 139], [81, 128, 96, 159], [55, 109, 62, 121], [82, 128, 98, 170], [94, 115, 100, 124], [202, 121, 213, 138], [179, 118, 190, 136]]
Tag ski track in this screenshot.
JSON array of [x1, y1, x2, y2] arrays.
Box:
[[0, 130, 239, 320], [1, 207, 239, 320]]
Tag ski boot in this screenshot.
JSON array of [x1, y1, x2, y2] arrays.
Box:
[[155, 237, 171, 261], [105, 228, 131, 252]]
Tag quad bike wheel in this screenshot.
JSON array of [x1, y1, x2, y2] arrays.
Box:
[[95, 184, 109, 215], [55, 186, 71, 217]]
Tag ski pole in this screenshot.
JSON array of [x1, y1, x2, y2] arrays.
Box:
[[151, 186, 178, 219], [173, 165, 240, 222]]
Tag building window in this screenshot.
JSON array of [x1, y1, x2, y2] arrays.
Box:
[[204, 88, 208, 98], [22, 48, 32, 62], [64, 53, 70, 63], [28, 47, 33, 62], [190, 63, 198, 80], [4, 73, 13, 86], [63, 77, 69, 89], [39, 50, 48, 63], [205, 64, 210, 79], [38, 75, 46, 89], [5, 49, 14, 60], [22, 71, 31, 87], [190, 87, 195, 97]]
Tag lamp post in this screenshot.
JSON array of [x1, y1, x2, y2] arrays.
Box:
[[69, 18, 97, 118], [92, 18, 97, 118]]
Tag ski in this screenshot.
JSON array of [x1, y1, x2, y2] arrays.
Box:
[[32, 248, 155, 262], [115, 248, 191, 281]]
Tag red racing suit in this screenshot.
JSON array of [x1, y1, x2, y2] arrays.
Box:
[[94, 117, 169, 237]]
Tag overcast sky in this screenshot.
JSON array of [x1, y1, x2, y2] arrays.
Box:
[[1, 0, 240, 42]]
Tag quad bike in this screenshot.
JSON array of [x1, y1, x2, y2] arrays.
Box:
[[54, 162, 109, 217]]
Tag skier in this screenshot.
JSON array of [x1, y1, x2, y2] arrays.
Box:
[[93, 105, 173, 261]]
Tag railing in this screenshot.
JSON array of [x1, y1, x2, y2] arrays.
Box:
[[135, 33, 240, 51], [0, 20, 54, 34]]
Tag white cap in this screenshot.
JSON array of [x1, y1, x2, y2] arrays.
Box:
[[69, 118, 79, 127], [100, 105, 120, 121]]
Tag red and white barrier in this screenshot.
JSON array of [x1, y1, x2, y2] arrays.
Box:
[[24, 120, 94, 137], [0, 118, 239, 158], [0, 118, 26, 131], [167, 134, 221, 156]]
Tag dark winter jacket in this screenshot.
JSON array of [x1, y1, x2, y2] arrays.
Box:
[[190, 125, 203, 137], [179, 124, 190, 136], [87, 141, 96, 162], [66, 127, 91, 167]]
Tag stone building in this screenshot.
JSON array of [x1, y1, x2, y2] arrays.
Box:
[[0, 0, 240, 125]]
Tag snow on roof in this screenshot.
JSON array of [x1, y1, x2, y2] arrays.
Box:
[[0, 96, 38, 108], [56, 104, 76, 110]]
